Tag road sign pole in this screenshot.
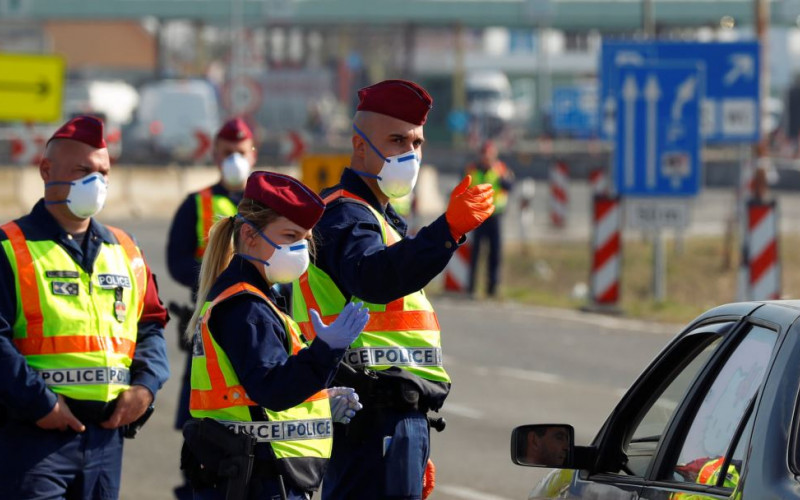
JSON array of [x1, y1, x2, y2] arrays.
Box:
[[653, 228, 666, 302]]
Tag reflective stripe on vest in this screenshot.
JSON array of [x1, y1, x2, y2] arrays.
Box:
[[39, 367, 131, 386], [195, 188, 238, 260], [466, 163, 508, 212], [218, 418, 333, 443], [293, 190, 450, 383], [189, 282, 332, 464], [1, 221, 145, 401]]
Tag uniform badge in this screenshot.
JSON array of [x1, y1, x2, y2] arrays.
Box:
[[114, 287, 126, 323], [114, 301, 127, 323]]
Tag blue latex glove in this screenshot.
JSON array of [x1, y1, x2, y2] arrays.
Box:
[[328, 387, 363, 424], [310, 302, 369, 350]]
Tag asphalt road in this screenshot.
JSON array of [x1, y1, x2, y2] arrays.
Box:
[[112, 218, 679, 500]]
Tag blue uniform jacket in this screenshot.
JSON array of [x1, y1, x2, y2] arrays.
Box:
[[315, 168, 459, 304], [203, 254, 344, 422], [314, 168, 458, 407], [0, 200, 170, 422], [167, 183, 243, 292]]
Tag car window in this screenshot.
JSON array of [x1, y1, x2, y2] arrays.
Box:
[[621, 334, 724, 477], [669, 325, 776, 488]]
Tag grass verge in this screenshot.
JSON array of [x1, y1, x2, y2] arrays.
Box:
[[462, 234, 799, 324]]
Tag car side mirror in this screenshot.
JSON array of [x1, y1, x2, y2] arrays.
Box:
[[511, 424, 575, 468]]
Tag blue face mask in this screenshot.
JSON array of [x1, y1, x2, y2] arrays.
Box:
[[237, 215, 310, 284], [352, 124, 420, 199]]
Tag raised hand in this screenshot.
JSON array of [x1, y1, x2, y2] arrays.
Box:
[[310, 302, 370, 349]]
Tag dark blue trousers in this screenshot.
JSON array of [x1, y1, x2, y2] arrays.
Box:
[[0, 420, 123, 500], [322, 409, 430, 500], [468, 214, 502, 296]]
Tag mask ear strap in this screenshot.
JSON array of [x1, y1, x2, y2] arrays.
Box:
[[239, 254, 271, 267], [235, 214, 281, 250], [352, 124, 388, 162], [45, 181, 74, 187]]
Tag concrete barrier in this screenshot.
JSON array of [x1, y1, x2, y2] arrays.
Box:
[[0, 164, 443, 221]]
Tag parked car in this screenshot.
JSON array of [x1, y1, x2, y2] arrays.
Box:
[[124, 79, 220, 164], [512, 301, 800, 499]]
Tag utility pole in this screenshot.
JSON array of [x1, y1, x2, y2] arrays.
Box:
[[642, 0, 655, 37], [754, 0, 770, 161]]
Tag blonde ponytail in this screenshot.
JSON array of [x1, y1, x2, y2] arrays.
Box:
[[184, 199, 281, 343], [185, 216, 236, 341]]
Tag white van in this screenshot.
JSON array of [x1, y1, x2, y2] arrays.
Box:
[[466, 71, 516, 137], [126, 80, 220, 164]]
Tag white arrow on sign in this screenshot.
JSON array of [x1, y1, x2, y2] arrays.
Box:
[[645, 75, 661, 190], [623, 75, 638, 188], [724, 54, 755, 86], [671, 75, 697, 122]]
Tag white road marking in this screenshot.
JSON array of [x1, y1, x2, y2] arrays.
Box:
[[437, 484, 515, 500], [441, 403, 484, 420]]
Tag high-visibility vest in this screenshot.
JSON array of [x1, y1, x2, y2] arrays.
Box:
[[670, 457, 741, 500], [189, 282, 333, 484], [292, 190, 450, 384], [466, 162, 509, 213], [1, 221, 146, 402], [194, 188, 238, 260]]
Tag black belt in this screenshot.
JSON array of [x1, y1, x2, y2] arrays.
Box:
[[63, 397, 117, 424]]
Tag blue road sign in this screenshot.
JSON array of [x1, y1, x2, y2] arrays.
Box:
[[614, 63, 703, 197], [600, 40, 759, 143], [552, 85, 598, 137]]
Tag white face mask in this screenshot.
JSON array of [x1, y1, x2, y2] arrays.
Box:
[[238, 217, 310, 284], [353, 124, 420, 199], [221, 152, 251, 188], [45, 172, 108, 219]]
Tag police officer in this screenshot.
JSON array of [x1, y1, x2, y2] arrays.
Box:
[[167, 117, 256, 465], [183, 171, 368, 499], [465, 139, 514, 298], [0, 116, 170, 499], [291, 80, 495, 499]]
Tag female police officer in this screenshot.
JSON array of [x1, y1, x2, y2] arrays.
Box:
[[182, 171, 368, 500]]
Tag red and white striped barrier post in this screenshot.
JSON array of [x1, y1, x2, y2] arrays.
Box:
[[739, 200, 780, 301], [589, 166, 608, 196], [588, 195, 622, 309], [549, 160, 569, 228], [443, 239, 472, 293]]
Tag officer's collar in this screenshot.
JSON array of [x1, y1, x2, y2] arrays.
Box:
[[30, 199, 114, 244], [340, 168, 386, 215], [229, 254, 276, 299], [213, 182, 245, 202]]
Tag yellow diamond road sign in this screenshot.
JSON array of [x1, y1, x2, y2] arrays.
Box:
[[0, 54, 65, 122]]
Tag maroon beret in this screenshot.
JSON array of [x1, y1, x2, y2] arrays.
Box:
[[47, 115, 106, 149], [357, 79, 433, 126], [244, 171, 324, 230], [216, 118, 253, 142]]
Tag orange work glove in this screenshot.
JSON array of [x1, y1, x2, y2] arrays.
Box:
[[422, 459, 436, 499], [445, 175, 495, 240]]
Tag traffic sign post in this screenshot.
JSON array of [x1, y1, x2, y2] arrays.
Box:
[[612, 60, 704, 304], [600, 40, 759, 144], [0, 54, 65, 122]]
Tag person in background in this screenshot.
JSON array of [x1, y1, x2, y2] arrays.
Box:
[[166, 117, 257, 500], [181, 171, 368, 499], [292, 79, 495, 500], [465, 139, 514, 298], [0, 115, 170, 499]]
